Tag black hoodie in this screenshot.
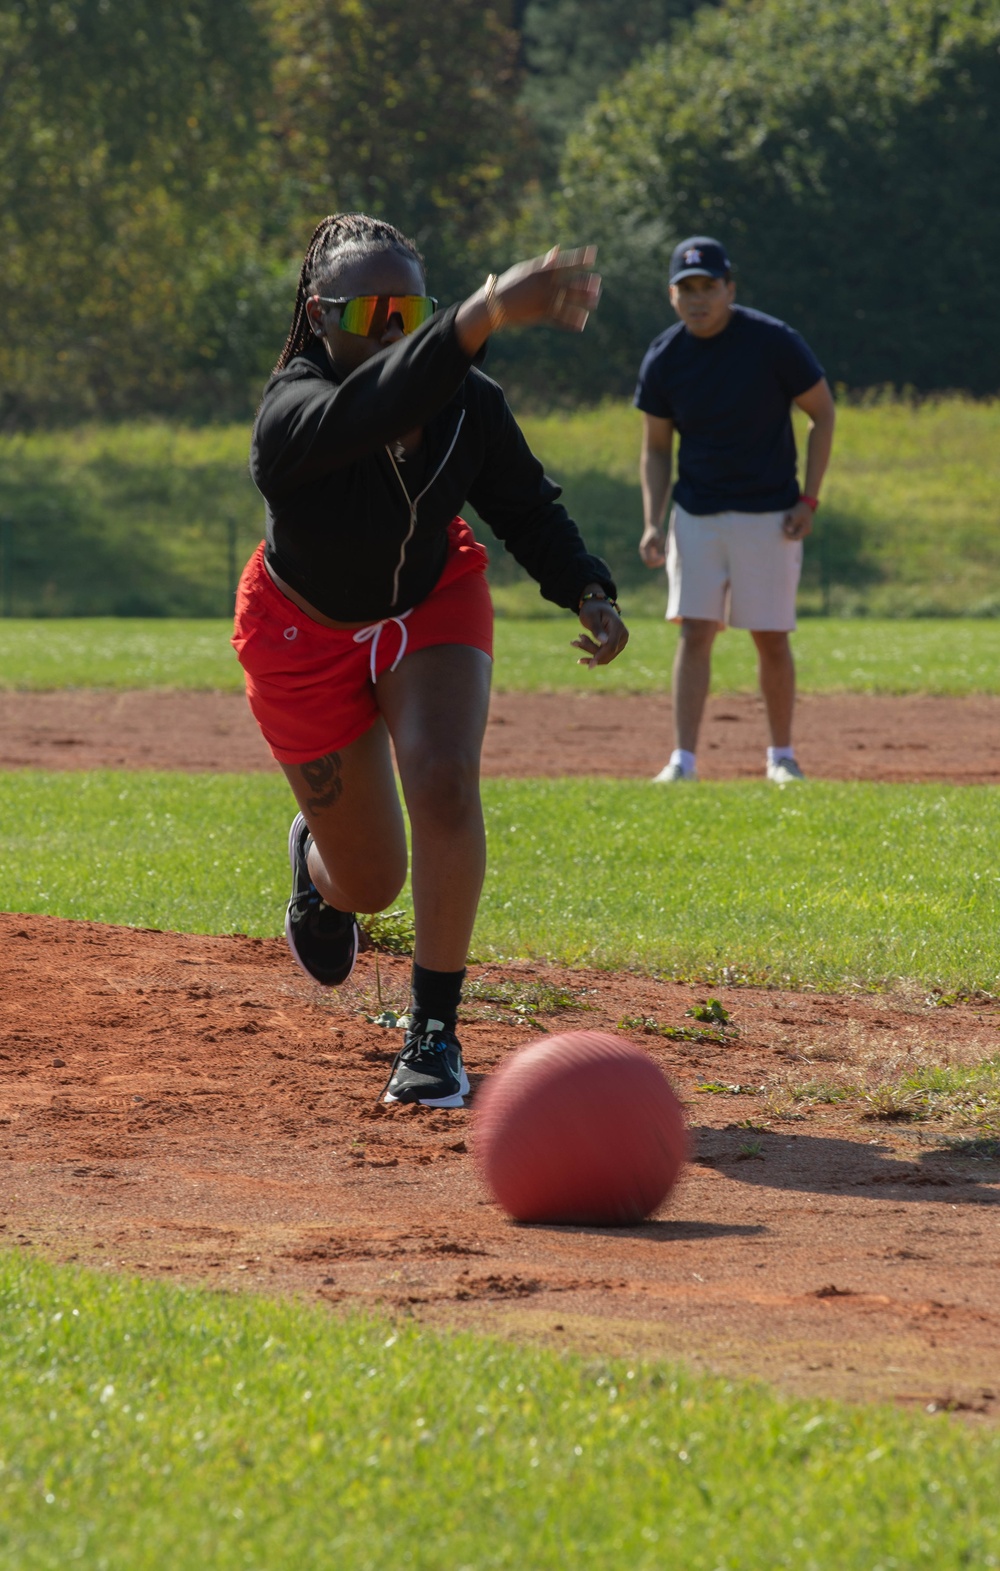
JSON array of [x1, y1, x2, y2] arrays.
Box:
[[250, 304, 616, 623]]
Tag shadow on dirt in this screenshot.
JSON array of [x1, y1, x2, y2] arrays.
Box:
[[695, 1127, 1000, 1204], [517, 1219, 766, 1241]]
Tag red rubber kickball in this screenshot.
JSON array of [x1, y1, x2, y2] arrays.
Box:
[[474, 1031, 690, 1225]]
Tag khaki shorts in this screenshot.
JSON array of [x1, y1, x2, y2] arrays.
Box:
[[666, 505, 802, 631]]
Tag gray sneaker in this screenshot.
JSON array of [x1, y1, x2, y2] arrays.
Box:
[[383, 1020, 470, 1108], [652, 760, 698, 782], [766, 758, 806, 784]]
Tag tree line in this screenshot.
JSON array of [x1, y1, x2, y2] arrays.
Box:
[[2, 0, 998, 427]]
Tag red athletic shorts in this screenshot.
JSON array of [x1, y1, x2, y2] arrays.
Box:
[[231, 516, 493, 764]]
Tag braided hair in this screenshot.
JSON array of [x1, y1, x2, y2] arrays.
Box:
[[274, 213, 425, 373]]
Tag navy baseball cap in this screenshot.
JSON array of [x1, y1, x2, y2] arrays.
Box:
[[669, 236, 731, 283]]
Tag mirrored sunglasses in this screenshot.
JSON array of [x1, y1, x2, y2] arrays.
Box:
[[314, 294, 438, 338]]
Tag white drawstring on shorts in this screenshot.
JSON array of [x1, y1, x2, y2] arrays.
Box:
[[352, 610, 412, 683]]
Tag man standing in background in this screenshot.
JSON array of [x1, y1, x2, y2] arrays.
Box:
[[635, 236, 835, 783]]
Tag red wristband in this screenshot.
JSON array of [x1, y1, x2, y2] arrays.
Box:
[[800, 494, 820, 512]]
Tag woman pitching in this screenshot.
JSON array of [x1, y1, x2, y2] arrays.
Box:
[[233, 213, 628, 1107]]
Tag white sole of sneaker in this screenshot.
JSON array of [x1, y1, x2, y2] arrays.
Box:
[[384, 1089, 465, 1109], [383, 1067, 470, 1109]]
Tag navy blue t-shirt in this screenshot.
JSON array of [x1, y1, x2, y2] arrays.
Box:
[[634, 305, 825, 515]]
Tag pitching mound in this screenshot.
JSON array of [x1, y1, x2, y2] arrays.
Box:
[[3, 911, 998, 1419]]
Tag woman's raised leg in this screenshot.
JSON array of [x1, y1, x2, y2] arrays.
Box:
[[280, 716, 408, 917]]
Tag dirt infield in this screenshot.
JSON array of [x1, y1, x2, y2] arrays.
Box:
[[3, 912, 998, 1417], [2, 687, 1000, 781]]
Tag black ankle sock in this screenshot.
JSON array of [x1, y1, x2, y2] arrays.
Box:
[[410, 963, 466, 1032]]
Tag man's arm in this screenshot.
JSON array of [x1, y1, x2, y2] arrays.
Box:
[[639, 413, 674, 568], [783, 377, 836, 541]]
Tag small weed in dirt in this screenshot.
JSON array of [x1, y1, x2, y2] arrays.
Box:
[[346, 957, 411, 1025], [903, 1053, 1000, 1107], [788, 1080, 853, 1106], [688, 998, 731, 1025], [736, 1138, 765, 1160], [463, 977, 579, 1019], [621, 1015, 729, 1046], [759, 1086, 808, 1122], [695, 1081, 763, 1096], [924, 987, 999, 1008]]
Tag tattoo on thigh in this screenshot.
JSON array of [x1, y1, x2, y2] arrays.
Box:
[[300, 752, 343, 813]]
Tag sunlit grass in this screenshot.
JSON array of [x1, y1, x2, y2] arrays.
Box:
[[3, 1252, 999, 1570], [2, 772, 998, 993]]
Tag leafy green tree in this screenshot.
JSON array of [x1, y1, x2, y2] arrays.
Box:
[[266, 0, 539, 304], [0, 0, 278, 423], [557, 0, 1000, 394], [0, 0, 544, 422], [517, 0, 704, 150]]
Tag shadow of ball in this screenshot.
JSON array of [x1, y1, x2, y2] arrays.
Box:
[[474, 1031, 689, 1225]]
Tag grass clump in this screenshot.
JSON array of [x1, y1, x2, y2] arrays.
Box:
[[462, 977, 579, 1020], [897, 1056, 1000, 1128], [3, 1252, 1000, 1570], [757, 1052, 1000, 1138], [862, 1084, 934, 1122]]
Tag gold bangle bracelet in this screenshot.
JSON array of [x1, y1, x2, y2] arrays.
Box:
[[483, 274, 507, 333]]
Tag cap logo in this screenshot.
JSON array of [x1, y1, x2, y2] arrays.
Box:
[[683, 247, 703, 265]]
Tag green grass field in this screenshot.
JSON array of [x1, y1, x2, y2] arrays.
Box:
[[2, 1252, 999, 1571], [0, 396, 998, 616], [3, 771, 998, 992], [2, 615, 1000, 693]]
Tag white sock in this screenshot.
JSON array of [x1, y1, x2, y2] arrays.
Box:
[[767, 746, 795, 765], [670, 748, 697, 776]]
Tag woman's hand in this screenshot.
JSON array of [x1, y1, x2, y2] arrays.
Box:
[[455, 246, 601, 356], [571, 592, 629, 668], [494, 245, 601, 332]]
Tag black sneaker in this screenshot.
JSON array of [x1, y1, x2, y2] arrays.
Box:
[[285, 812, 359, 987], [383, 1019, 470, 1108]]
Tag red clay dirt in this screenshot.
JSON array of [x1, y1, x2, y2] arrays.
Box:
[[2, 687, 1000, 781], [2, 913, 999, 1418]]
